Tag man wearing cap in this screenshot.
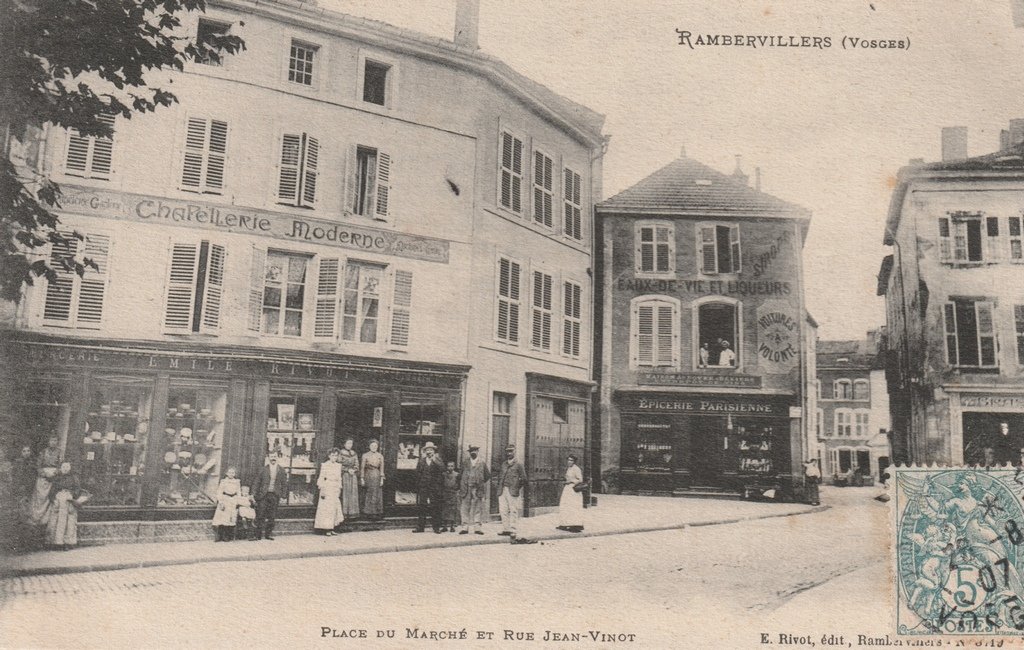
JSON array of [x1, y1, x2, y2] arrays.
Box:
[[497, 444, 527, 540], [458, 444, 490, 535], [251, 453, 287, 540], [413, 441, 445, 533]]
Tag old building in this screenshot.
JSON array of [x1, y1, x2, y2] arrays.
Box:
[[0, 0, 605, 541], [880, 124, 1024, 466], [593, 153, 813, 499], [815, 332, 891, 483]]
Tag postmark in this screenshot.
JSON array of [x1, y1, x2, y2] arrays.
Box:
[[894, 466, 1024, 635]]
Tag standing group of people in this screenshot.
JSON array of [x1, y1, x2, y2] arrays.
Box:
[[313, 438, 385, 536]]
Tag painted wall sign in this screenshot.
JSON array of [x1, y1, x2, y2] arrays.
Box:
[[637, 371, 762, 389], [960, 395, 1024, 410], [756, 300, 800, 373], [618, 392, 792, 416], [616, 278, 793, 296], [59, 185, 450, 264]]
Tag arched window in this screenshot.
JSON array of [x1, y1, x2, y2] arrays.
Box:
[[630, 296, 679, 368], [695, 299, 740, 369], [853, 379, 870, 401], [833, 379, 852, 400]]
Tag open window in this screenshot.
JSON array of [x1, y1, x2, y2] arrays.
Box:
[[696, 301, 739, 368]]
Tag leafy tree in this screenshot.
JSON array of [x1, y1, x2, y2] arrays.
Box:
[[0, 0, 244, 302]]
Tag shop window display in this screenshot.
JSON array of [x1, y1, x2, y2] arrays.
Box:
[[157, 385, 227, 506], [81, 379, 152, 506], [735, 425, 774, 475], [266, 393, 319, 505], [15, 380, 71, 456], [632, 422, 673, 471], [394, 393, 447, 505]]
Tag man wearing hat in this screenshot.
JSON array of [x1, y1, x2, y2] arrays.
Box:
[[458, 444, 490, 535], [497, 444, 527, 539], [413, 441, 445, 533]]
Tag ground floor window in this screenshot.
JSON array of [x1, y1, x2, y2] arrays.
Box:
[[157, 383, 226, 506], [962, 411, 1024, 466], [81, 378, 153, 506], [266, 391, 319, 505], [394, 391, 449, 505]]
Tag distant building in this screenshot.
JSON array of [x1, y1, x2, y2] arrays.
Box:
[[879, 123, 1024, 466], [594, 153, 814, 499], [815, 332, 891, 483]]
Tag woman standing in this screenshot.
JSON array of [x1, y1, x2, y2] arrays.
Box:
[[360, 439, 384, 520], [556, 454, 585, 533], [211, 466, 241, 541], [46, 461, 84, 550], [29, 436, 61, 534], [339, 438, 360, 520], [314, 448, 344, 536]]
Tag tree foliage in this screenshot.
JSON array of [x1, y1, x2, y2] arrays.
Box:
[[0, 0, 244, 302]]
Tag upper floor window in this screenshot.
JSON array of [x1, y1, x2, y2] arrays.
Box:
[[835, 409, 852, 436], [635, 223, 674, 275], [42, 232, 110, 328], [362, 59, 391, 106], [530, 270, 553, 351], [1016, 305, 1024, 366], [532, 151, 554, 228], [853, 379, 870, 401], [64, 114, 114, 180], [163, 240, 225, 333], [196, 19, 231, 66], [696, 301, 739, 368], [499, 131, 524, 214], [180, 117, 227, 194], [277, 132, 319, 208], [563, 168, 583, 241], [312, 259, 411, 347], [1010, 217, 1023, 262], [939, 214, 1001, 263], [815, 408, 823, 437], [350, 146, 391, 219], [495, 257, 522, 344], [257, 250, 309, 337], [833, 379, 852, 400], [562, 281, 582, 358], [699, 224, 741, 274], [288, 40, 317, 86], [631, 296, 679, 368], [943, 299, 997, 368], [853, 409, 870, 437]]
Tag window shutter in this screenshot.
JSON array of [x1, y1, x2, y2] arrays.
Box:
[[976, 301, 997, 366], [90, 120, 114, 178], [657, 305, 675, 366], [206, 120, 228, 191], [700, 226, 717, 274], [42, 236, 78, 323], [729, 225, 741, 272], [75, 233, 110, 327], [374, 151, 391, 219], [390, 269, 413, 347], [200, 243, 225, 331], [248, 247, 266, 332], [938, 218, 952, 261], [636, 305, 653, 365], [512, 137, 523, 214], [313, 257, 340, 339], [500, 133, 512, 210], [278, 134, 301, 204], [301, 135, 319, 206], [656, 226, 671, 272], [163, 243, 200, 332], [344, 145, 358, 214], [64, 132, 90, 176], [181, 118, 207, 191], [943, 303, 958, 364], [638, 227, 653, 272]]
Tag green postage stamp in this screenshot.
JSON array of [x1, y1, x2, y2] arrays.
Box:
[[895, 465, 1024, 635]]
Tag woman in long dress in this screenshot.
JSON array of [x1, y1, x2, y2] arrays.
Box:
[[46, 461, 83, 549], [339, 438, 360, 519], [211, 466, 241, 541], [360, 439, 384, 520], [314, 448, 344, 536], [556, 454, 585, 533], [29, 436, 61, 532]]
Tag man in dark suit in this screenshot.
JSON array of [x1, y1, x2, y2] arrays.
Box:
[[458, 444, 490, 535], [251, 454, 287, 540], [413, 441, 445, 534], [497, 444, 528, 541]]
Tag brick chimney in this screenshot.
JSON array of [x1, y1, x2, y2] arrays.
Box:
[[454, 0, 480, 49], [732, 155, 748, 186], [941, 126, 968, 162], [1008, 119, 1024, 148]]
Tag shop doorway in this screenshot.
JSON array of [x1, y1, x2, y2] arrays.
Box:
[[490, 393, 513, 514], [962, 412, 1024, 465], [689, 418, 723, 486]]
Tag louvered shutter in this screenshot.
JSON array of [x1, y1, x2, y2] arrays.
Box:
[[700, 226, 717, 274], [75, 234, 110, 327], [313, 257, 340, 339], [375, 151, 391, 218], [163, 243, 200, 332], [943, 303, 959, 364], [181, 118, 207, 191], [656, 305, 675, 366], [636, 305, 653, 365], [301, 136, 319, 206], [89, 116, 114, 178], [64, 133, 90, 176], [64, 114, 114, 179], [42, 236, 78, 323], [511, 136, 523, 213], [277, 134, 301, 204], [655, 226, 671, 272], [531, 271, 552, 350], [390, 269, 413, 347], [344, 145, 358, 214], [248, 247, 266, 332], [206, 120, 228, 191], [638, 227, 653, 272], [977, 302, 997, 367], [729, 225, 741, 273], [508, 261, 520, 342], [200, 243, 225, 331]]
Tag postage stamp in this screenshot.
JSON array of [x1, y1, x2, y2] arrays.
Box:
[[894, 466, 1024, 636]]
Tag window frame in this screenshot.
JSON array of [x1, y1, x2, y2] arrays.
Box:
[[495, 255, 523, 345], [852, 379, 870, 401], [561, 279, 583, 359], [286, 39, 319, 88], [529, 268, 555, 352], [697, 222, 742, 275], [692, 296, 742, 371], [853, 409, 871, 437], [195, 18, 232, 67], [161, 238, 226, 335], [179, 116, 229, 195], [531, 147, 555, 230], [834, 408, 853, 437], [563, 166, 584, 242], [943, 299, 999, 369], [63, 114, 115, 180], [275, 131, 320, 209], [350, 144, 392, 220], [630, 295, 680, 370], [938, 213, 1001, 264], [833, 379, 852, 400], [40, 231, 112, 329], [497, 129, 525, 215], [1015, 305, 1024, 366], [634, 221, 675, 277], [1009, 216, 1023, 263], [260, 250, 313, 339], [340, 260, 387, 345]]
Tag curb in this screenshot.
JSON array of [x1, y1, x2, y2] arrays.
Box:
[[0, 505, 829, 580]]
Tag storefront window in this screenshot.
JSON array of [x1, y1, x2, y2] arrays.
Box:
[[266, 392, 319, 505], [394, 392, 448, 505], [81, 378, 152, 506], [631, 421, 673, 471], [14, 380, 71, 458], [735, 424, 774, 475], [157, 384, 227, 506]]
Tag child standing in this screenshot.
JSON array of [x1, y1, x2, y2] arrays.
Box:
[[441, 461, 460, 533], [236, 485, 257, 541], [211, 466, 241, 542]]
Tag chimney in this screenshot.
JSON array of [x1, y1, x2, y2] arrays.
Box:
[[1008, 119, 1024, 147], [754, 167, 762, 192], [941, 126, 968, 162], [732, 155, 748, 186], [1001, 129, 1011, 150], [454, 0, 480, 49]]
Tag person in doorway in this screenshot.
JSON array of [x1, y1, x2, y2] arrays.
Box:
[[441, 460, 460, 532], [980, 447, 998, 470], [718, 340, 736, 367], [458, 444, 490, 535], [413, 442, 444, 533], [360, 439, 384, 520], [556, 454, 585, 533], [314, 448, 344, 536], [803, 459, 821, 506], [211, 466, 241, 542], [46, 461, 84, 550], [251, 453, 287, 541], [339, 438, 360, 521], [497, 444, 529, 542]]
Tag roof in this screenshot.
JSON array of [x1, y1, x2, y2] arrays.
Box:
[[596, 156, 811, 219], [816, 339, 883, 370], [214, 0, 606, 145]]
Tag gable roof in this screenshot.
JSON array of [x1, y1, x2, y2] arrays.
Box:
[[597, 155, 810, 219]]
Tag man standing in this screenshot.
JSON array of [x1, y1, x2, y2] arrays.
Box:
[[251, 454, 287, 541], [458, 444, 490, 535], [497, 444, 527, 541], [413, 442, 444, 534]]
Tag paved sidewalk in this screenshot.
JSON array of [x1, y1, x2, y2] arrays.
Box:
[[0, 495, 822, 578]]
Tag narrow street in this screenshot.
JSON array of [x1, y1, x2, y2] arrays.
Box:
[[0, 488, 891, 648]]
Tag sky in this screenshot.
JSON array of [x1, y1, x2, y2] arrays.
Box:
[[323, 0, 1024, 340]]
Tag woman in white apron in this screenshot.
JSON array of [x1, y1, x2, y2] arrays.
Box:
[[314, 448, 344, 535], [556, 454, 585, 533]]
